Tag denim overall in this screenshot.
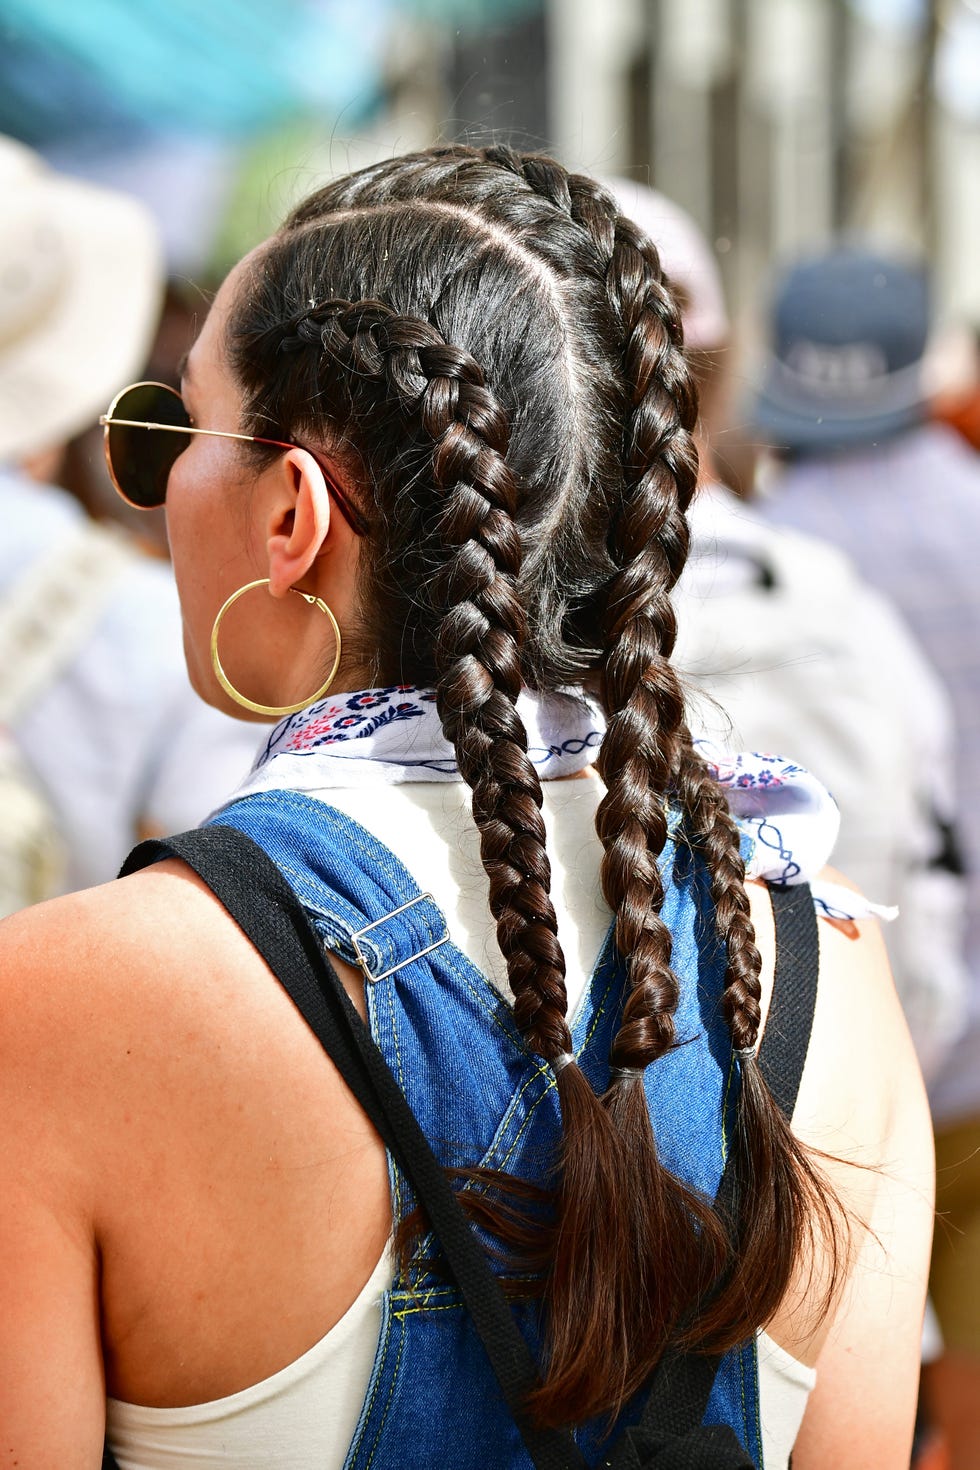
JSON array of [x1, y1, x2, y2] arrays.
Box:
[[210, 788, 764, 1469]]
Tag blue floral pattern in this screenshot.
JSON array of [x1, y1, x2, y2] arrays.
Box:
[[233, 689, 894, 925], [261, 687, 439, 763]]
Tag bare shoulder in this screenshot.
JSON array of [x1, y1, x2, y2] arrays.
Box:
[[773, 886, 934, 1464], [793, 865, 920, 1162], [0, 858, 245, 1025], [792, 865, 933, 1294], [748, 864, 933, 1450], [0, 861, 281, 1163], [0, 866, 390, 1457]]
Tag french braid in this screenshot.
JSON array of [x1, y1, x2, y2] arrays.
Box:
[[474, 148, 701, 1072], [475, 151, 742, 1404], [276, 297, 579, 1064], [263, 284, 634, 1416], [486, 148, 845, 1353], [344, 146, 710, 1073], [225, 150, 846, 1428]]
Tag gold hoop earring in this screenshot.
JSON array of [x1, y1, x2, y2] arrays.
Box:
[[209, 578, 342, 718]]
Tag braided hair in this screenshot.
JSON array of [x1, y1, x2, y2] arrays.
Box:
[[225, 147, 844, 1427]]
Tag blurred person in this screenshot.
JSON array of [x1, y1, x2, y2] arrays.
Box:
[[0, 136, 262, 906], [611, 180, 966, 1087], [0, 147, 932, 1467], [60, 282, 205, 560], [754, 245, 980, 1468], [604, 176, 758, 498]]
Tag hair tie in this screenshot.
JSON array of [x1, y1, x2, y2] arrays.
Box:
[[553, 1051, 576, 1073], [610, 1065, 644, 1080], [735, 1046, 756, 1061]]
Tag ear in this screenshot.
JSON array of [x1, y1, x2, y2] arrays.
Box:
[[265, 447, 336, 598]]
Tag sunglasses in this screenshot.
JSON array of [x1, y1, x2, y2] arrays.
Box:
[[99, 381, 369, 535]]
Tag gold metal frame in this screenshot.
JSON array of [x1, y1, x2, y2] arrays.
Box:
[[100, 381, 369, 534]]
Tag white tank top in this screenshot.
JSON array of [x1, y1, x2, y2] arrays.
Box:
[[106, 780, 815, 1468]]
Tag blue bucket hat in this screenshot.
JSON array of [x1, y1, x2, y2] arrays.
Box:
[[753, 246, 930, 454]]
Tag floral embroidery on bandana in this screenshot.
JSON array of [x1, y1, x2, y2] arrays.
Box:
[[268, 687, 439, 760], [223, 690, 895, 926]]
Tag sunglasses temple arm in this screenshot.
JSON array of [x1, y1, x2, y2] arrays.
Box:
[[99, 417, 192, 433], [322, 475, 370, 538], [102, 411, 370, 536], [258, 440, 368, 537]]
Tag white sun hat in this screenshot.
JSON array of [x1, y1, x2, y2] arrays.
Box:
[[0, 135, 163, 464], [602, 177, 730, 351]]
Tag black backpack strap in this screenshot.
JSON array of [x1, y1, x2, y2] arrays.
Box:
[[759, 882, 820, 1123], [613, 879, 821, 1463], [119, 825, 586, 1470]]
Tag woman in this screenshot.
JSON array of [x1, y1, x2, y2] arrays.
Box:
[[0, 147, 931, 1467]]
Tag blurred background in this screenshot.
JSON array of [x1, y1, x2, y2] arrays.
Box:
[[2, 0, 977, 306], [3, 0, 979, 521]]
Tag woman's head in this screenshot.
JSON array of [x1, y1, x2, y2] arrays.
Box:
[[159, 248, 359, 716], [176, 145, 840, 1426], [222, 152, 683, 694]]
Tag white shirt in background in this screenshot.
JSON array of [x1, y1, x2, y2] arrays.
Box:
[[0, 465, 263, 892]]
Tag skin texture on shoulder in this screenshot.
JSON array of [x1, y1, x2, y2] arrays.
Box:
[[748, 870, 934, 1467], [0, 863, 391, 1461]]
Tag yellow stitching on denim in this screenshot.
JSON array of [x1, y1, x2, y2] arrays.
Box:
[[390, 1284, 457, 1305], [719, 1049, 737, 1166], [434, 962, 554, 1170], [578, 962, 618, 1051], [253, 795, 549, 1096], [479, 961, 621, 1175], [452, 962, 540, 1059], [478, 1055, 551, 1154], [391, 1276, 450, 1312], [269, 798, 514, 1031], [483, 958, 616, 1164], [492, 959, 623, 1171], [243, 800, 621, 1261], [469, 1067, 551, 1176], [391, 1288, 540, 1324], [363, 1314, 407, 1470], [270, 798, 541, 1066], [276, 856, 363, 927], [495, 1075, 558, 1169], [241, 794, 615, 1179], [738, 1342, 753, 1455], [391, 1300, 465, 1321]]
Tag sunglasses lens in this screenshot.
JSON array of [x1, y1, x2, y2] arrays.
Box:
[[106, 383, 190, 508]]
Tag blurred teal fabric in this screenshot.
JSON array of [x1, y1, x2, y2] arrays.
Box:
[[0, 0, 388, 142], [0, 0, 543, 145]]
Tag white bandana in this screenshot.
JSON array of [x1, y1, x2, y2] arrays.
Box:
[[224, 685, 894, 925], [243, 685, 603, 788]]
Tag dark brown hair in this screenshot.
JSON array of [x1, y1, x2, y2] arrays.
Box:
[[225, 145, 842, 1428]]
